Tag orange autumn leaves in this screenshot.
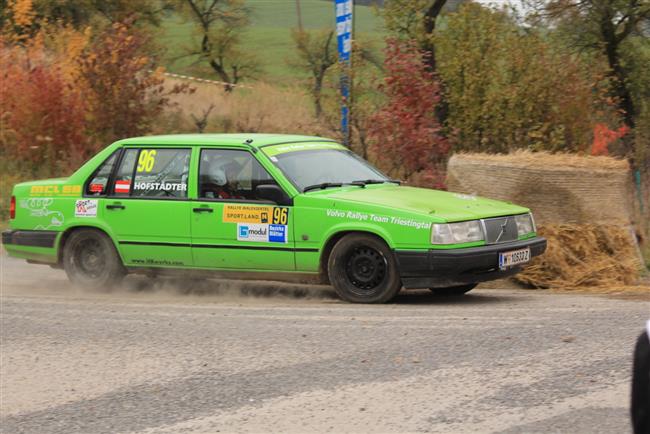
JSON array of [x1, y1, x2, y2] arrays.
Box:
[[1, 1, 189, 176]]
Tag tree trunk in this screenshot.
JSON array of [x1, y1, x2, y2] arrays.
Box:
[[422, 0, 448, 127], [209, 59, 235, 92]]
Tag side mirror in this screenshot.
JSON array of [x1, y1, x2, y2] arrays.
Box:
[[255, 184, 293, 206]]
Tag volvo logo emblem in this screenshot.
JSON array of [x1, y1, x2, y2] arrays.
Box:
[[495, 219, 508, 243]]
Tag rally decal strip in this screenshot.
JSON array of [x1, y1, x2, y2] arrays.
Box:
[[118, 240, 317, 253]]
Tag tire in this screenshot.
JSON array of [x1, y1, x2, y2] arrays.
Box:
[[63, 228, 125, 289], [429, 283, 477, 296], [327, 234, 402, 303]]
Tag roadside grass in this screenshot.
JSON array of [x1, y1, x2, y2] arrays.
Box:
[[158, 0, 385, 82], [161, 79, 332, 137]]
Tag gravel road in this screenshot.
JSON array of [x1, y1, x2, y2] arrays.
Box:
[[1, 251, 649, 434]]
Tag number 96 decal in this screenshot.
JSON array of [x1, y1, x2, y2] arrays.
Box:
[[272, 207, 288, 225], [137, 150, 157, 172]]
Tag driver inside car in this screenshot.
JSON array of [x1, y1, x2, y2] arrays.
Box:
[[201, 159, 245, 199]]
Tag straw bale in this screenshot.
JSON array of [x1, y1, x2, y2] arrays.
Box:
[[446, 151, 633, 225], [514, 224, 643, 289], [452, 150, 629, 170]]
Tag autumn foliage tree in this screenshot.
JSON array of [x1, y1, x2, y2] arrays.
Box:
[[1, 49, 89, 173], [78, 19, 190, 146], [368, 39, 450, 188], [1, 1, 189, 175], [435, 3, 610, 154]]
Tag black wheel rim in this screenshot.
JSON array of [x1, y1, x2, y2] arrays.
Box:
[[344, 245, 387, 296], [73, 238, 106, 279]]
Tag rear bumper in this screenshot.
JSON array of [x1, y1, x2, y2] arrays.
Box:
[[2, 229, 58, 248], [395, 237, 547, 289]]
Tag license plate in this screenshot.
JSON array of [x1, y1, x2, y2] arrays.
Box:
[[499, 248, 531, 269]]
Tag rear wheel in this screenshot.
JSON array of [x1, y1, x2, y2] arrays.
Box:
[[429, 283, 477, 296], [63, 229, 125, 289], [327, 234, 401, 303]]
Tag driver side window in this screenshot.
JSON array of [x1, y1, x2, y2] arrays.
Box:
[[199, 149, 277, 201]]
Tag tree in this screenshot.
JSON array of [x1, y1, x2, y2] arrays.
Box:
[[1, 50, 89, 174], [326, 38, 383, 159], [180, 0, 258, 91], [290, 28, 337, 118], [1, 0, 171, 33], [537, 0, 650, 156], [382, 0, 449, 124], [436, 3, 608, 153], [368, 39, 450, 188], [78, 19, 191, 145]]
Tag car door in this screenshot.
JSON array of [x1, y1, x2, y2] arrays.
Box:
[[101, 147, 193, 268], [191, 148, 295, 271]]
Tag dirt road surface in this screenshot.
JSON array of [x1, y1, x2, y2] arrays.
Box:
[[1, 251, 649, 434]]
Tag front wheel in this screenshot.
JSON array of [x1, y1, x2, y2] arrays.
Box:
[[429, 283, 477, 296], [327, 234, 402, 303], [63, 229, 125, 289]]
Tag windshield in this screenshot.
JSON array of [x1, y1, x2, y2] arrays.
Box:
[[270, 149, 389, 191]]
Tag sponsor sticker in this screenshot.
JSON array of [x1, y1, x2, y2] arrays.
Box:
[[30, 185, 81, 196], [89, 184, 105, 193], [325, 209, 432, 230], [75, 199, 98, 218], [237, 223, 288, 243], [19, 198, 64, 230], [268, 224, 287, 243], [114, 180, 131, 194], [237, 223, 269, 242], [223, 205, 289, 224], [454, 193, 476, 201]]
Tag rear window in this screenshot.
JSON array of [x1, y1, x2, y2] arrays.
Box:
[[85, 152, 118, 196]]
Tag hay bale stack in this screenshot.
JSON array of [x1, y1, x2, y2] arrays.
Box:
[[514, 224, 642, 289], [446, 151, 633, 225], [446, 151, 646, 289]]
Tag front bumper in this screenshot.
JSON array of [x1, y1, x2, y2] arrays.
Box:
[[395, 237, 547, 289]]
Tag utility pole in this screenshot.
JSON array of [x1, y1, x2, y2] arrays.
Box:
[[335, 0, 353, 147], [295, 0, 303, 31]]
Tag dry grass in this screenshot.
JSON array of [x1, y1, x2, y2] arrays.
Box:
[[162, 79, 329, 136], [515, 224, 644, 290], [453, 150, 630, 171]]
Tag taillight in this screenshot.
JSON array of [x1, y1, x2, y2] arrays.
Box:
[[9, 196, 15, 219]]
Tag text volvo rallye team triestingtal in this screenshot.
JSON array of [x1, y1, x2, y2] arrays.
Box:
[[3, 134, 546, 303]]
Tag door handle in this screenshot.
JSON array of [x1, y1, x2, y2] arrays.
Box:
[[193, 207, 213, 213], [106, 204, 125, 210]]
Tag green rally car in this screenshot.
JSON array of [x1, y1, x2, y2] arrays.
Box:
[[3, 134, 546, 303]]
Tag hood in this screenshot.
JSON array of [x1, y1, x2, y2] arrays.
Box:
[[322, 185, 529, 221]]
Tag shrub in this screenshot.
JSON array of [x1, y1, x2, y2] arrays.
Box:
[[368, 39, 450, 188]]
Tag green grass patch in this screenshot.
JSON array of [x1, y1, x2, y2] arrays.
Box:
[[158, 0, 385, 82]]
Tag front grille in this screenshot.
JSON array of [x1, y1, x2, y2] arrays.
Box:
[[483, 216, 518, 244]]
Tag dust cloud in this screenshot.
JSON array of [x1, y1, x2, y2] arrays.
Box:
[[1, 252, 338, 303]]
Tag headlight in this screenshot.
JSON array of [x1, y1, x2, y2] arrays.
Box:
[[514, 213, 536, 236], [431, 220, 484, 244]]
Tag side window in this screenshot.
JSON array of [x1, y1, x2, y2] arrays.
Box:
[[199, 149, 277, 200], [132, 148, 190, 198], [85, 152, 118, 196], [111, 149, 139, 196]]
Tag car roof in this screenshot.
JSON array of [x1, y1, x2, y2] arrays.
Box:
[[114, 133, 338, 149]]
